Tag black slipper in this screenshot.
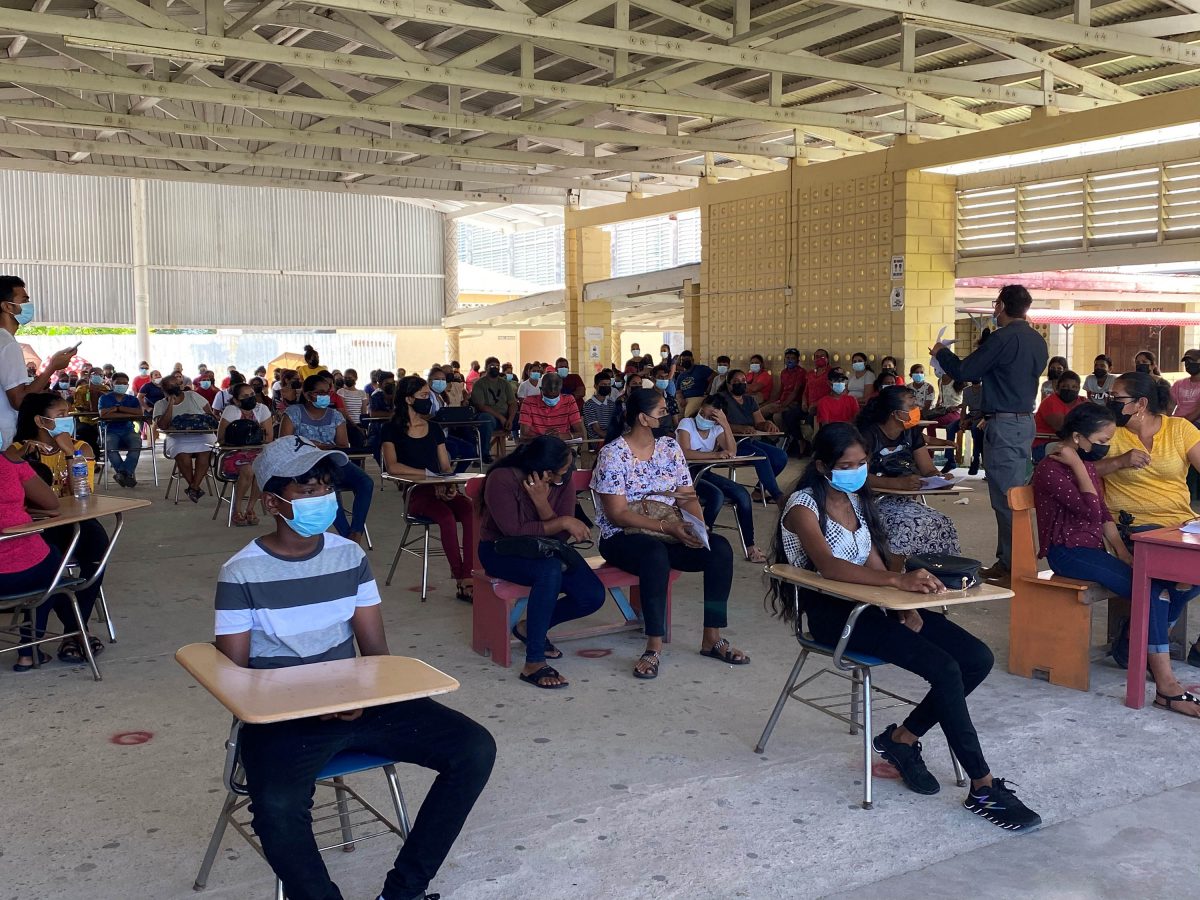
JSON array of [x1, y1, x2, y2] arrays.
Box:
[[511, 624, 562, 659], [13, 650, 52, 672], [633, 650, 660, 680], [519, 664, 568, 689], [699, 637, 750, 665]]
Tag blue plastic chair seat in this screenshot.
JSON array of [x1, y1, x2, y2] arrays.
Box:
[[318, 750, 397, 779], [0, 576, 87, 604], [797, 636, 886, 668]]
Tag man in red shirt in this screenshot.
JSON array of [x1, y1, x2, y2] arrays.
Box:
[[554, 357, 587, 406], [815, 370, 859, 428], [1033, 369, 1085, 461], [518, 372, 585, 440]]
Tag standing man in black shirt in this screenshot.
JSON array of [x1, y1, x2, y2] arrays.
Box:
[[932, 285, 1048, 582]]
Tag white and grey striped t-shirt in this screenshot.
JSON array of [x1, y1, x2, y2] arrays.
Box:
[[214, 534, 381, 669]]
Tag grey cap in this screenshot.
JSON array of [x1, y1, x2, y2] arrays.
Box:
[[253, 436, 347, 490]]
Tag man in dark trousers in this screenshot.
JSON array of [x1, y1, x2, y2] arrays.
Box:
[[932, 284, 1047, 582]]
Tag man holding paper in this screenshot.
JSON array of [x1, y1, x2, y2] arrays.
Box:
[[932, 285, 1048, 582]]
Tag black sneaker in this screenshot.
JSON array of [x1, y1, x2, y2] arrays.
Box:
[[968, 459, 980, 476], [963, 778, 1041, 830], [872, 724, 940, 795]]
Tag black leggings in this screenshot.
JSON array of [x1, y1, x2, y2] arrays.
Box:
[[805, 596, 994, 780]]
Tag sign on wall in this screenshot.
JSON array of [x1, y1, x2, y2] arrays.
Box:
[[889, 287, 905, 311]]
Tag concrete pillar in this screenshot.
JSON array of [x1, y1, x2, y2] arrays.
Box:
[[682, 278, 702, 356], [129, 179, 151, 365], [444, 327, 461, 365], [1048, 299, 1074, 364], [563, 226, 612, 376]]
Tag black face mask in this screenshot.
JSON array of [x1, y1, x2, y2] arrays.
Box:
[[411, 397, 433, 416], [334, 378, 345, 389], [648, 413, 674, 438], [486, 366, 500, 378], [1186, 361, 1200, 376], [881, 367, 897, 377], [1106, 399, 1132, 427], [597, 385, 612, 397], [1093, 369, 1108, 379], [1134, 363, 1151, 374], [680, 359, 693, 369], [1057, 389, 1079, 404], [730, 383, 747, 397], [239, 397, 257, 411], [166, 385, 182, 396], [1048, 368, 1064, 380], [1078, 442, 1111, 462]]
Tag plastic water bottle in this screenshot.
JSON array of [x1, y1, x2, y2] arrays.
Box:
[[70, 450, 91, 500]]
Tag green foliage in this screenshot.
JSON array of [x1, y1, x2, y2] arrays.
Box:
[[20, 325, 136, 335]]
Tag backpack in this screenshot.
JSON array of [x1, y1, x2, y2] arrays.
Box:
[[224, 416, 264, 447]]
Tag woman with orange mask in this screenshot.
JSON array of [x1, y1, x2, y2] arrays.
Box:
[[855, 385, 962, 556]]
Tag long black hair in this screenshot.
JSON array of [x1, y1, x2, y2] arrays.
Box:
[[856, 384, 913, 428], [15, 391, 66, 442], [390, 375, 428, 431], [480, 435, 574, 513], [604, 387, 661, 444], [767, 422, 890, 625], [1114, 370, 1169, 415], [1058, 401, 1116, 441], [303, 344, 320, 367]]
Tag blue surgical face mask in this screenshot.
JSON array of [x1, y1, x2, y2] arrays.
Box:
[[717, 365, 729, 375], [138, 367, 149, 375], [504, 373, 515, 381], [612, 380, 624, 389], [200, 380, 212, 390], [530, 372, 541, 383], [542, 394, 561, 407], [749, 363, 761, 373], [828, 464, 868, 494], [851, 361, 866, 373], [695, 414, 715, 431], [557, 366, 569, 379], [430, 378, 447, 393], [655, 378, 670, 391], [90, 374, 104, 386], [12, 300, 34, 327], [831, 381, 847, 394], [312, 394, 331, 408], [911, 372, 925, 383], [276, 492, 338, 537], [114, 383, 129, 394], [47, 416, 76, 437]]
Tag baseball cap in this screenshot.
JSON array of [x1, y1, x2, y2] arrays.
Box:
[[785, 347, 800, 356], [253, 436, 347, 490]]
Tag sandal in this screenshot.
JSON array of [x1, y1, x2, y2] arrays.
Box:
[[13, 650, 52, 672], [455, 581, 474, 604], [245, 511, 259, 526], [633, 650, 660, 680], [511, 623, 563, 660], [87, 635, 104, 657], [519, 664, 568, 689], [700, 637, 750, 665], [745, 547, 768, 563], [1153, 689, 1200, 717], [232, 512, 249, 527], [57, 638, 86, 663]]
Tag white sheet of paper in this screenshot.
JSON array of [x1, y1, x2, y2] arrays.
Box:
[[930, 326, 956, 378], [919, 475, 960, 490], [424, 468, 455, 478], [1181, 519, 1200, 535], [679, 506, 711, 550]]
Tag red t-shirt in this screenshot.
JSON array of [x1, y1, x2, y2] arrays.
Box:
[[192, 383, 218, 404], [746, 369, 773, 401], [520, 394, 582, 436], [776, 366, 807, 404], [816, 393, 860, 426], [1034, 393, 1085, 446], [131, 374, 151, 392], [804, 368, 832, 406]]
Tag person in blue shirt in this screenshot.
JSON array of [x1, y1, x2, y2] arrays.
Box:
[[672, 349, 714, 419], [97, 371, 143, 487]]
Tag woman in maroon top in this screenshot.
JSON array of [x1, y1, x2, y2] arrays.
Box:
[[477, 435, 604, 689], [1032, 403, 1200, 716]]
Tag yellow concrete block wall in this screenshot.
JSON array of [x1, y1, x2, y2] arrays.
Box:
[[563, 226, 613, 375]]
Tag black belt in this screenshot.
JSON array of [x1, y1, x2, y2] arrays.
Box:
[[984, 412, 1032, 419]]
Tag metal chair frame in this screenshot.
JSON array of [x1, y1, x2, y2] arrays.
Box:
[[689, 461, 748, 557], [755, 579, 965, 809], [164, 440, 219, 504], [193, 720, 411, 900], [383, 475, 444, 599]]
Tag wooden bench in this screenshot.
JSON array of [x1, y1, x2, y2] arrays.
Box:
[[1007, 485, 1115, 691], [471, 556, 677, 667]]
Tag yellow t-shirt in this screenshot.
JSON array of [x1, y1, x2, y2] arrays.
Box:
[[1104, 416, 1200, 526], [34, 440, 96, 496], [295, 364, 328, 384]]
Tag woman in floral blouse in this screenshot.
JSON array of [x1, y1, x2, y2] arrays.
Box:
[[591, 388, 749, 680]]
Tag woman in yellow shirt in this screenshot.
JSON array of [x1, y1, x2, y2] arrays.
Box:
[[1096, 371, 1200, 669], [294, 344, 329, 384], [13, 392, 109, 663]]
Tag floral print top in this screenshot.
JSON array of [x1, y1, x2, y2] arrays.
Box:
[[590, 436, 692, 538]]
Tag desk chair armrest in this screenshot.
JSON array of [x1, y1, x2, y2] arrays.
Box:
[[222, 719, 250, 795]]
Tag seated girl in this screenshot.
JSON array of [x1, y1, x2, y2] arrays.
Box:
[[775, 422, 1040, 830], [13, 392, 111, 664], [592, 388, 749, 680], [856, 386, 962, 557], [217, 381, 274, 526], [675, 393, 765, 563], [382, 376, 476, 602], [478, 436, 605, 689]]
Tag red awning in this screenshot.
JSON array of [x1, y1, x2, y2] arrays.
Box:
[[957, 307, 1200, 327]]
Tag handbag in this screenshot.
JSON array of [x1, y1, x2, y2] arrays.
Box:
[[624, 497, 685, 542], [872, 445, 917, 478], [170, 412, 219, 432], [904, 553, 982, 590], [493, 535, 588, 571]]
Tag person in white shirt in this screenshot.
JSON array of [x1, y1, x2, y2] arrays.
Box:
[[1083, 354, 1117, 403], [217, 381, 274, 526], [337, 368, 368, 423], [908, 364, 936, 411], [1040, 356, 1067, 402]]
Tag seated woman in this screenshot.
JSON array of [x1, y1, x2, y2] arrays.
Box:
[[928, 372, 965, 474], [217, 381, 274, 526], [382, 376, 476, 602], [1032, 369, 1085, 463], [1040, 356, 1068, 402], [1034, 403, 1200, 715], [847, 352, 874, 403], [153, 371, 216, 502], [478, 436, 605, 689], [856, 386, 962, 557], [11, 395, 111, 666], [775, 422, 1040, 829], [592, 388, 749, 679], [675, 393, 765, 563], [279, 373, 373, 545], [1094, 370, 1200, 666], [718, 369, 788, 505]]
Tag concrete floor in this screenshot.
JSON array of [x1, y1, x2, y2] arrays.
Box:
[[4, 457, 1200, 900]]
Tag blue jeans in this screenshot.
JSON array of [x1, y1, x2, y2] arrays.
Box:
[[444, 436, 475, 473], [332, 460, 374, 537], [695, 472, 754, 548], [240, 699, 495, 900], [104, 429, 141, 475], [735, 438, 787, 499], [477, 541, 606, 665], [1046, 544, 1200, 654], [457, 416, 496, 462]]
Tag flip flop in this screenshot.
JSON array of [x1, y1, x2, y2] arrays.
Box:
[[633, 650, 660, 680], [1154, 689, 1200, 717], [511, 623, 563, 660], [699, 637, 750, 665], [519, 664, 568, 689]]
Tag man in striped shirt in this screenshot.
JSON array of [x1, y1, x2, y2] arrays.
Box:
[[214, 437, 495, 900], [583, 369, 618, 439], [518, 371, 585, 440]]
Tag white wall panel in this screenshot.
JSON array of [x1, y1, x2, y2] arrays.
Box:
[[0, 169, 130, 265], [9, 263, 132, 326]]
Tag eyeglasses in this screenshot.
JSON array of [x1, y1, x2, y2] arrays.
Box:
[[1109, 395, 1136, 404]]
